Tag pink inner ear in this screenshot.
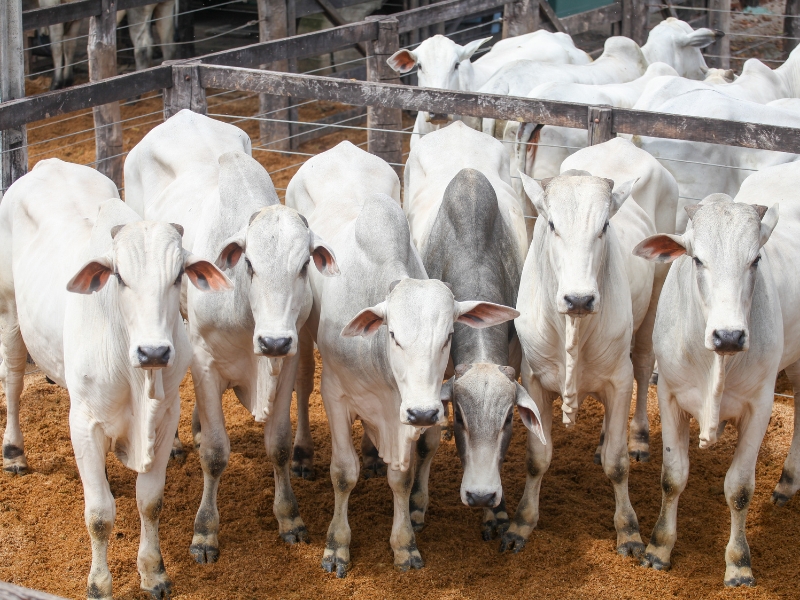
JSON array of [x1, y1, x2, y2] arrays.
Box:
[[67, 262, 112, 294], [186, 261, 232, 292], [517, 405, 545, 442], [457, 303, 519, 328], [636, 236, 686, 262], [342, 310, 383, 336], [387, 50, 417, 73], [312, 246, 338, 275], [217, 243, 243, 269]]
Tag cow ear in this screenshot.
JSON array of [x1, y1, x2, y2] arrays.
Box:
[[499, 365, 516, 381], [519, 172, 547, 219], [515, 383, 546, 445], [171, 223, 184, 237], [341, 302, 387, 337], [683, 28, 719, 49], [185, 253, 233, 292], [310, 231, 340, 276], [440, 377, 454, 403], [215, 230, 246, 270], [387, 49, 417, 73], [455, 301, 519, 328], [110, 224, 125, 239], [633, 233, 689, 263], [759, 204, 779, 248], [67, 256, 114, 294], [610, 178, 637, 217], [458, 37, 491, 62]]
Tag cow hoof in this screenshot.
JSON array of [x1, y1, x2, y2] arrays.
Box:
[[3, 446, 28, 475], [629, 449, 650, 463], [280, 526, 309, 545], [411, 517, 425, 533], [290, 464, 315, 480], [86, 583, 112, 600], [725, 576, 756, 588], [362, 462, 387, 479], [189, 543, 219, 564], [143, 580, 173, 599], [321, 555, 349, 578], [618, 541, 645, 558], [771, 490, 791, 507], [395, 550, 424, 572], [169, 447, 187, 464], [499, 531, 527, 554], [640, 553, 670, 571]]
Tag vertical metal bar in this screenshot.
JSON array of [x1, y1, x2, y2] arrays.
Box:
[[0, 0, 28, 198], [89, 0, 123, 188], [366, 17, 403, 176]]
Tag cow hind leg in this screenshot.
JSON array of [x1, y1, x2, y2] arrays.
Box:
[[629, 300, 658, 462], [409, 425, 440, 532], [594, 424, 605, 465], [136, 411, 178, 599], [153, 1, 176, 62], [62, 20, 82, 88], [600, 382, 644, 557], [0, 301, 29, 475], [169, 429, 186, 463], [127, 6, 155, 71], [291, 327, 315, 479], [388, 463, 424, 571], [773, 361, 800, 506], [361, 431, 386, 479], [189, 360, 229, 564], [265, 355, 308, 544], [47, 22, 65, 89], [641, 387, 690, 571]]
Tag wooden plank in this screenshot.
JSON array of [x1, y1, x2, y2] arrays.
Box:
[[786, 0, 800, 59], [587, 105, 613, 145], [199, 21, 377, 69], [257, 0, 291, 150], [0, 582, 68, 600], [707, 0, 730, 69], [539, 0, 566, 33], [561, 3, 622, 35], [1, 0, 28, 194], [89, 0, 123, 187], [395, 0, 507, 34], [199, 66, 800, 154], [0, 66, 171, 131], [21, 0, 153, 31], [366, 17, 403, 171], [314, 0, 368, 55], [503, 0, 539, 38], [163, 62, 207, 120]]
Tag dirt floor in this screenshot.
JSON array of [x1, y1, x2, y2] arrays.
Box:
[[0, 358, 799, 600]]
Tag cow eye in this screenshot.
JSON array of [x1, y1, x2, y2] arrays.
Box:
[[752, 255, 761, 268], [601, 221, 609, 235], [245, 257, 254, 276], [548, 221, 556, 234], [454, 405, 464, 425], [443, 331, 453, 350], [693, 257, 703, 268], [504, 410, 513, 426], [390, 331, 400, 347], [454, 62, 459, 70], [174, 270, 184, 286], [115, 272, 126, 287], [300, 259, 310, 277]]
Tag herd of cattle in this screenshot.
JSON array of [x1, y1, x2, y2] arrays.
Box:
[[3, 14, 800, 600]]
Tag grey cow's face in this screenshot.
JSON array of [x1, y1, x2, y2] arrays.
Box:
[[521, 171, 635, 317], [216, 205, 339, 358], [634, 198, 779, 354], [67, 221, 232, 369], [442, 363, 545, 508]]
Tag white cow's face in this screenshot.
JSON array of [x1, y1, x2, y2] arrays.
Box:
[[441, 363, 545, 508], [342, 279, 518, 428], [635, 197, 779, 354], [216, 205, 338, 358], [643, 18, 719, 80], [521, 171, 635, 317], [67, 221, 232, 368], [387, 35, 490, 121]]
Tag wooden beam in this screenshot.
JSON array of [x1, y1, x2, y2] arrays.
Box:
[[314, 0, 368, 55], [198, 66, 800, 154], [539, 0, 566, 33], [395, 0, 507, 34], [707, 0, 730, 69], [503, 0, 539, 38], [257, 0, 291, 150], [89, 0, 123, 187], [163, 62, 207, 120], [785, 0, 800, 59], [561, 2, 622, 36], [587, 105, 613, 145], [1, 0, 28, 194], [366, 17, 403, 173], [21, 0, 154, 31]]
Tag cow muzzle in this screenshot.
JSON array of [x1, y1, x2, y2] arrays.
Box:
[[404, 407, 441, 427], [465, 491, 498, 508], [134, 343, 173, 368], [561, 293, 597, 316], [254, 332, 296, 357], [711, 329, 746, 354]]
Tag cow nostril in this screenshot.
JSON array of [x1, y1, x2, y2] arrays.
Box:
[[712, 329, 746, 353], [258, 336, 293, 357], [137, 345, 171, 366], [563, 294, 595, 314], [406, 408, 440, 426], [465, 491, 497, 507]]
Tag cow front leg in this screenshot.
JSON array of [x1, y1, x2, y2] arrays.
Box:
[[481, 497, 510, 541], [127, 6, 155, 70], [189, 357, 229, 564], [265, 354, 308, 544], [62, 20, 82, 88], [169, 429, 185, 463], [0, 311, 29, 474], [48, 22, 65, 89], [600, 381, 644, 557], [409, 425, 440, 532], [136, 410, 179, 599], [500, 371, 554, 553], [291, 327, 315, 479], [723, 396, 771, 587], [321, 377, 358, 578], [70, 411, 116, 600], [641, 387, 690, 571], [388, 463, 424, 571], [773, 361, 800, 506]]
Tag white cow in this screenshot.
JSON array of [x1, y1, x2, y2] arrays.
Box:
[[124, 110, 338, 562], [634, 174, 800, 585], [38, 0, 176, 89], [0, 158, 230, 598], [386, 30, 590, 145], [402, 123, 541, 538], [506, 169, 654, 556], [286, 140, 517, 575], [480, 19, 719, 137]]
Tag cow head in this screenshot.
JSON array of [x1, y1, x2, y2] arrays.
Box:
[[641, 18, 720, 80], [216, 205, 338, 358], [520, 171, 636, 317], [341, 279, 517, 428], [441, 363, 545, 508], [387, 35, 491, 122], [67, 221, 231, 369], [634, 196, 778, 355]]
